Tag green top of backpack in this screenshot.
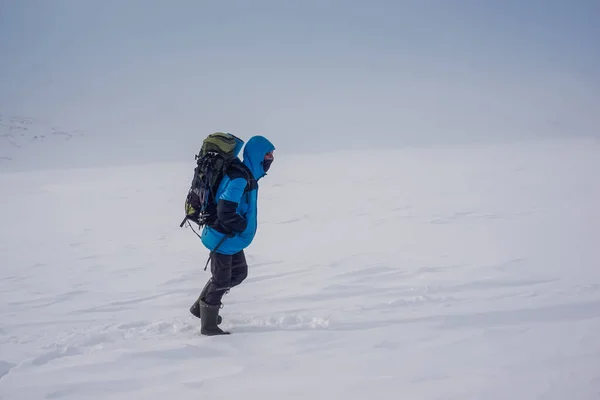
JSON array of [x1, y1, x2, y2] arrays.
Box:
[[199, 132, 238, 160]]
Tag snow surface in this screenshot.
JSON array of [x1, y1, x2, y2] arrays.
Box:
[[0, 114, 86, 171], [1, 138, 599, 399]]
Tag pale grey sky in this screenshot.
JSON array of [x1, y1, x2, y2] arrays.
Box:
[[1, 0, 599, 160]]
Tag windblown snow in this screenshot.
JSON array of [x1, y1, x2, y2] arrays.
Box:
[[1, 138, 599, 399]]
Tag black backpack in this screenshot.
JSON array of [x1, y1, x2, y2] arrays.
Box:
[[179, 132, 242, 229]]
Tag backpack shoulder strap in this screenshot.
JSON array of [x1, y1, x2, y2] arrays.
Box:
[[225, 160, 256, 192]]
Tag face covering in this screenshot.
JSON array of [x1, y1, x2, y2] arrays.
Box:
[[263, 158, 273, 173], [263, 151, 274, 173]]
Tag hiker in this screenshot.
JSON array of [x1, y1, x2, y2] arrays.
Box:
[[190, 135, 275, 336]]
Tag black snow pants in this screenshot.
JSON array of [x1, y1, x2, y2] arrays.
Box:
[[202, 250, 248, 306]]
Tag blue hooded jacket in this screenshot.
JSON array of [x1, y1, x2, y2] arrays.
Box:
[[200, 135, 275, 255]]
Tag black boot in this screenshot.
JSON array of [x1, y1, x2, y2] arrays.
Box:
[[190, 279, 222, 324], [189, 299, 223, 324], [199, 301, 230, 336]]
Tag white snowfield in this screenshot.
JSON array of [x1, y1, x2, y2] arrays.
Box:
[[0, 114, 85, 170], [1, 138, 599, 399]]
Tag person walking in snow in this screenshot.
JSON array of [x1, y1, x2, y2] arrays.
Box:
[[189, 135, 276, 336]]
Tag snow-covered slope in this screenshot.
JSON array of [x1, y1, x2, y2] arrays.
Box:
[[0, 113, 86, 170], [0, 138, 599, 399]]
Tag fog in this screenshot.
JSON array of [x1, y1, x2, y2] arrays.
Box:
[[1, 0, 599, 164]]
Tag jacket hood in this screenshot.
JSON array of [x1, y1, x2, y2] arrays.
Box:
[[243, 135, 275, 179]]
